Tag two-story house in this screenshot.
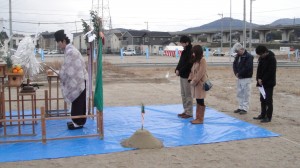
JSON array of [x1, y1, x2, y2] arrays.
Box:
[[121, 30, 172, 55], [104, 32, 122, 54], [72, 29, 173, 56], [38, 31, 56, 51], [0, 31, 8, 54], [72, 32, 87, 54]]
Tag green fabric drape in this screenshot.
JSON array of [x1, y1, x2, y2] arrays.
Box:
[[94, 38, 103, 111]]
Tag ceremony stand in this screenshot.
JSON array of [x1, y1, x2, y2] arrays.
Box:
[[0, 71, 103, 144]]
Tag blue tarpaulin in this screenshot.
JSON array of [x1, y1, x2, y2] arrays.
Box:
[[0, 104, 279, 162]]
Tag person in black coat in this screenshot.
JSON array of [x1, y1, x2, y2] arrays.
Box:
[[254, 45, 277, 122], [175, 35, 194, 118]]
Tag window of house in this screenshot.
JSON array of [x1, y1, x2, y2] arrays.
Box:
[[145, 37, 149, 42], [152, 37, 155, 40], [160, 38, 163, 40]]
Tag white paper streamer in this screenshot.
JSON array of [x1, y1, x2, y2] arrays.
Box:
[[11, 36, 42, 79]]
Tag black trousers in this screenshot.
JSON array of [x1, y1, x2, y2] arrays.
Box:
[[71, 88, 86, 126], [260, 87, 274, 120]]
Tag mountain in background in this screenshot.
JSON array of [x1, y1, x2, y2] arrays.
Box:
[[110, 18, 300, 34], [180, 17, 300, 32], [268, 18, 300, 26], [182, 17, 259, 32]]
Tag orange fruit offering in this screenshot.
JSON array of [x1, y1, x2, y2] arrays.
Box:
[[18, 69, 24, 74], [12, 69, 18, 73], [16, 67, 21, 71]]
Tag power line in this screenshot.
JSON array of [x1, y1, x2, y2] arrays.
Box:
[[254, 6, 300, 14], [2, 19, 90, 25], [0, 10, 90, 17]]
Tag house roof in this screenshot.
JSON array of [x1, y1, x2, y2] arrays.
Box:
[[126, 30, 171, 37], [147, 31, 172, 37], [12, 34, 25, 38], [127, 30, 147, 37], [73, 32, 84, 37], [40, 31, 55, 38], [0, 31, 8, 39], [114, 32, 122, 38]]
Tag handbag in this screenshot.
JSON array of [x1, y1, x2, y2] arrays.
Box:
[[203, 74, 213, 91]]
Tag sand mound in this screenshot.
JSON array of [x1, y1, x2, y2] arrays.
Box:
[[121, 129, 164, 149]]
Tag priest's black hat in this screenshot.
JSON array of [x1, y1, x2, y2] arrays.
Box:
[[54, 30, 66, 42]]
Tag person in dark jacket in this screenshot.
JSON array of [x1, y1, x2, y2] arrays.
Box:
[[175, 35, 193, 118], [253, 45, 277, 122], [232, 43, 254, 114]]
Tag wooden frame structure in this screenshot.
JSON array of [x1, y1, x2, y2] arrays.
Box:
[[0, 106, 103, 144], [0, 75, 104, 144]]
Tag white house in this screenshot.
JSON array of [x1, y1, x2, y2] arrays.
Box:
[[104, 32, 122, 54], [72, 32, 88, 54]]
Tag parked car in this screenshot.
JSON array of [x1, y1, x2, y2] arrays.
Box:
[[228, 52, 237, 57], [123, 49, 136, 56], [212, 50, 225, 56], [43, 49, 49, 54], [49, 50, 59, 54]]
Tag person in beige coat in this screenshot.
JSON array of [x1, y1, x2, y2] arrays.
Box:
[[188, 45, 207, 124]]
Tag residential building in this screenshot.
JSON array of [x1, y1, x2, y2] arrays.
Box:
[[0, 31, 8, 54], [38, 31, 56, 51], [0, 33, 25, 53], [104, 32, 122, 54], [72, 32, 88, 54], [121, 30, 172, 55]]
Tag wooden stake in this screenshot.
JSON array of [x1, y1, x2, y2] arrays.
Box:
[[41, 106, 46, 144]]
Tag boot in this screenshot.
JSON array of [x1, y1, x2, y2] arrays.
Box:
[[191, 105, 205, 124]]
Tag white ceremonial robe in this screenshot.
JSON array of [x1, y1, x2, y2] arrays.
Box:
[[59, 44, 88, 103]]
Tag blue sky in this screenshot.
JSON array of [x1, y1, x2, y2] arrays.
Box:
[[0, 0, 299, 36]]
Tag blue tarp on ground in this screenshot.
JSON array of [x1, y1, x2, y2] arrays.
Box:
[[0, 104, 279, 162]]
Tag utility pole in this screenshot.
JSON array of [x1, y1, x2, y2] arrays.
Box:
[[144, 21, 149, 55], [9, 0, 12, 49], [101, 0, 103, 21], [218, 13, 223, 52], [145, 21, 148, 30], [249, 0, 255, 52], [243, 0, 247, 48], [229, 0, 232, 62]]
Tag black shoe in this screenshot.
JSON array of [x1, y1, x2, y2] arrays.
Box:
[[261, 118, 271, 123], [177, 112, 186, 117], [180, 113, 193, 119], [239, 110, 247, 115], [67, 122, 83, 130], [234, 109, 242, 113], [253, 115, 264, 120]]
